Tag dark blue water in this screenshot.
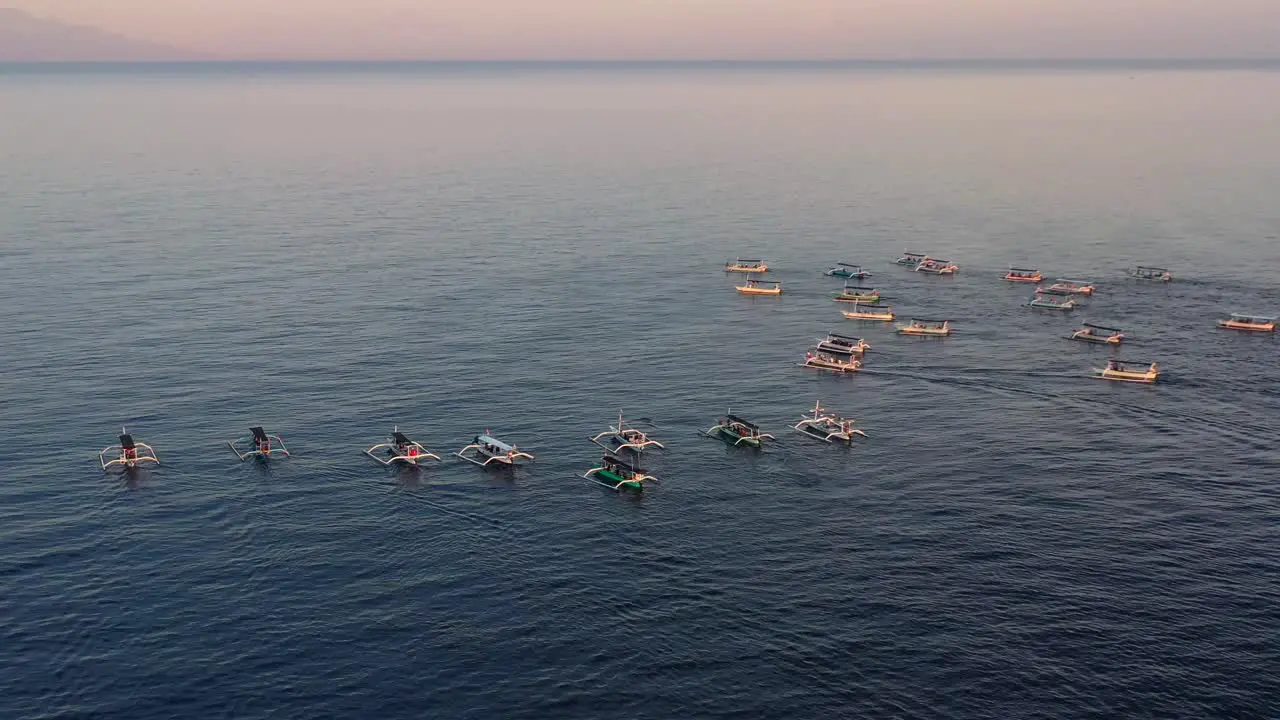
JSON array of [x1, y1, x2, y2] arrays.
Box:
[[1, 63, 1278, 719]]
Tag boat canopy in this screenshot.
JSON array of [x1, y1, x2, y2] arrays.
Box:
[[730, 258, 763, 263], [841, 282, 874, 290], [119, 433, 136, 449], [901, 252, 925, 257], [475, 434, 514, 452], [748, 278, 780, 284], [251, 426, 269, 442], [1082, 322, 1122, 332], [1135, 266, 1169, 273], [909, 318, 947, 324], [1008, 267, 1039, 273], [603, 453, 644, 473], [834, 262, 860, 268], [1229, 313, 1276, 322], [1109, 359, 1152, 368], [824, 332, 863, 343], [724, 414, 759, 431], [1055, 278, 1092, 284], [392, 430, 412, 445]]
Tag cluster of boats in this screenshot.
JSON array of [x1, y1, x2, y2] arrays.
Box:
[[725, 258, 782, 295]]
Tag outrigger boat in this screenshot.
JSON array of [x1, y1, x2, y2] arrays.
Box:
[[916, 258, 959, 275], [841, 301, 895, 321], [897, 318, 951, 336], [832, 283, 881, 303], [816, 332, 871, 356], [791, 401, 866, 444], [896, 252, 927, 267], [736, 278, 782, 295], [1130, 266, 1172, 282], [1005, 267, 1043, 282], [1070, 323, 1124, 344], [455, 433, 534, 467], [363, 427, 441, 466], [725, 258, 768, 273], [99, 428, 159, 471], [1029, 293, 1077, 310], [1217, 313, 1277, 332], [1044, 279, 1095, 296], [703, 412, 774, 448], [229, 426, 289, 461], [583, 453, 657, 491], [1095, 359, 1159, 384], [825, 262, 871, 279], [589, 411, 664, 454], [802, 349, 861, 373]]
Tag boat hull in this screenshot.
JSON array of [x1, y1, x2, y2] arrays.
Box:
[[717, 428, 761, 447], [1071, 333, 1122, 344], [1217, 321, 1276, 332], [898, 328, 950, 336], [833, 294, 880, 303], [1029, 301, 1075, 310], [591, 468, 644, 489], [842, 311, 894, 321], [1096, 370, 1158, 384], [737, 286, 781, 295], [1005, 275, 1042, 282]]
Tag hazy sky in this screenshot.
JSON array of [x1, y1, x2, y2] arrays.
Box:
[[10, 0, 1280, 60]]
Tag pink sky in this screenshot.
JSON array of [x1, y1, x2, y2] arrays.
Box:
[[10, 0, 1280, 60]]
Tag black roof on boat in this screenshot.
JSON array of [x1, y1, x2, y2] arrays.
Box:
[[901, 251, 925, 256], [1109, 359, 1152, 366], [834, 262, 861, 267], [724, 414, 759, 430], [748, 278, 780, 284], [823, 333, 863, 343], [1134, 266, 1169, 272], [1082, 322, 1121, 331], [392, 430, 411, 445], [729, 258, 763, 263], [1008, 267, 1039, 272], [909, 318, 947, 323], [250, 426, 268, 441], [603, 453, 644, 473], [119, 433, 135, 449]]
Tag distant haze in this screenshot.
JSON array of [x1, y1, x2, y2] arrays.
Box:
[[4, 0, 1280, 61]]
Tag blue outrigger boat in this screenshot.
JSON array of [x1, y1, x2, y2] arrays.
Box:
[[455, 433, 534, 467], [703, 412, 774, 448], [825, 262, 871, 279]]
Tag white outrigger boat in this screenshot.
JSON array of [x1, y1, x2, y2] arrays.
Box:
[[802, 350, 861, 373], [229, 426, 290, 461], [589, 411, 664, 454], [99, 428, 159, 471], [455, 433, 534, 467], [816, 332, 871, 356], [363, 427, 441, 466], [791, 401, 866, 444]]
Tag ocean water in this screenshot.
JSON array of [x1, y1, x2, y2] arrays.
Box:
[[1, 62, 1278, 719]]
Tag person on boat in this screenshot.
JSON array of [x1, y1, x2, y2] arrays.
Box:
[[123, 446, 137, 462]]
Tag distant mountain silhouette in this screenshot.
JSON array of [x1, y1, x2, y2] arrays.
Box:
[[0, 8, 201, 61]]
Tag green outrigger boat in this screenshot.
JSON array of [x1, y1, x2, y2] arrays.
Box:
[[832, 283, 881, 303], [703, 413, 774, 448], [584, 453, 656, 491]]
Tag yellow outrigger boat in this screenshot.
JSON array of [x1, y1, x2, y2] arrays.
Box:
[[725, 258, 768, 273], [1217, 313, 1276, 332], [736, 278, 782, 295], [802, 350, 861, 374], [1095, 360, 1159, 384], [832, 283, 881, 303], [897, 318, 951, 336], [841, 301, 894, 321]]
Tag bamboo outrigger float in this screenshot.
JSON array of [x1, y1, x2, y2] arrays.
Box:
[[1095, 360, 1159, 384], [1043, 279, 1096, 296], [897, 318, 951, 336], [1130, 266, 1172, 282], [584, 453, 657, 491], [916, 258, 959, 275], [736, 278, 782, 295], [455, 433, 534, 467], [1029, 293, 1077, 310], [364, 428, 441, 466], [589, 412, 664, 454], [841, 301, 895, 321], [832, 283, 881, 303], [99, 428, 159, 471], [802, 350, 861, 373], [725, 258, 768, 273], [1217, 313, 1277, 332], [229, 426, 289, 461], [1070, 323, 1124, 344], [703, 412, 774, 448], [1004, 267, 1043, 282], [816, 332, 871, 356], [791, 401, 866, 444], [825, 262, 871, 279]]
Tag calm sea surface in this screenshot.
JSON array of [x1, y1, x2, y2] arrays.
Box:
[[1, 62, 1277, 719]]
